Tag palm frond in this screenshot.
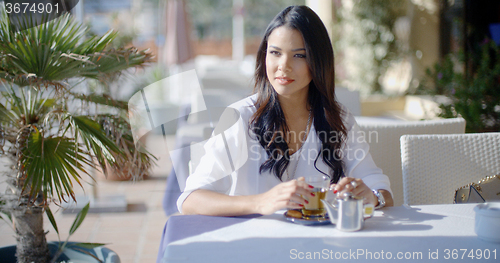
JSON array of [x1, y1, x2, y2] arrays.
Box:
[[21, 131, 92, 204], [1, 86, 56, 127], [71, 92, 128, 111], [84, 48, 154, 80], [0, 102, 16, 124], [0, 11, 153, 87], [66, 115, 123, 176], [93, 114, 157, 180]]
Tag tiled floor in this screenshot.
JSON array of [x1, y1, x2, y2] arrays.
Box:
[[0, 134, 176, 263]]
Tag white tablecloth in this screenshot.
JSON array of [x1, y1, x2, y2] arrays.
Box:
[[160, 204, 500, 262]]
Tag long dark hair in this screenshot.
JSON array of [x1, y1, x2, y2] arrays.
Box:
[[250, 5, 347, 184]]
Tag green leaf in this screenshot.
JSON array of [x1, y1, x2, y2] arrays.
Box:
[[0, 102, 16, 123], [71, 92, 128, 111], [46, 208, 59, 237], [21, 131, 92, 203], [68, 242, 108, 249], [0, 12, 152, 87], [68, 115, 123, 176], [69, 202, 90, 236]]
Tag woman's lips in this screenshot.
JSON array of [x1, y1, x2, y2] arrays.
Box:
[[275, 77, 294, 85]]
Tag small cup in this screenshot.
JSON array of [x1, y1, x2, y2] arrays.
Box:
[[302, 175, 330, 217], [474, 202, 500, 243]]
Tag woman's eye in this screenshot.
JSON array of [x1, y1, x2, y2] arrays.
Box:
[[295, 54, 306, 58], [269, 50, 280, 55]]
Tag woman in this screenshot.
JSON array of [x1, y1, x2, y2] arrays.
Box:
[[179, 5, 393, 216]]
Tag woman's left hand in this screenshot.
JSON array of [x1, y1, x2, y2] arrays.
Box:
[[330, 177, 377, 206]]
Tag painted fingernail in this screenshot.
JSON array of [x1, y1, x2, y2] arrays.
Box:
[[305, 200, 309, 204], [333, 190, 338, 194], [299, 204, 304, 207], [308, 185, 314, 189], [310, 193, 315, 197]]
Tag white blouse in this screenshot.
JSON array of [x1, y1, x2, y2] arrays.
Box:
[[177, 94, 392, 213]]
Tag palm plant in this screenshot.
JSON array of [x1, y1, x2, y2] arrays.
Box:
[[0, 9, 153, 263]]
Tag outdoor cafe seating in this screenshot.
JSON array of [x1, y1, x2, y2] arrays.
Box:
[[157, 130, 500, 262], [157, 70, 499, 262]]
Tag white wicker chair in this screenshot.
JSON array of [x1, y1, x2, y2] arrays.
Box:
[[400, 132, 500, 205], [356, 118, 466, 206]]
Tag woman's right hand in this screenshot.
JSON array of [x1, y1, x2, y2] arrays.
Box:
[[253, 177, 314, 215]]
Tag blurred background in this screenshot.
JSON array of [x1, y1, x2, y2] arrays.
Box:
[[76, 0, 500, 130]]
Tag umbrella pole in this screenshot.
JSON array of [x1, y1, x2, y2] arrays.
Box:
[[232, 0, 245, 61]]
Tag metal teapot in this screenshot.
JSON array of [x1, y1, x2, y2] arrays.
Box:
[[321, 192, 373, 231]]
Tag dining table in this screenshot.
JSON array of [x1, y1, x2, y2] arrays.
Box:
[[157, 203, 499, 262]]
